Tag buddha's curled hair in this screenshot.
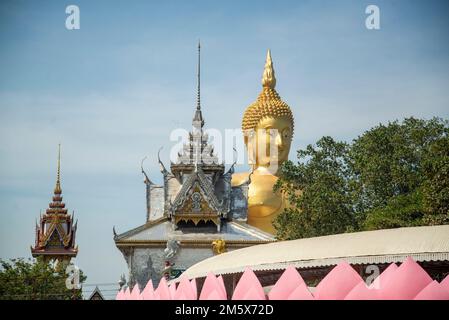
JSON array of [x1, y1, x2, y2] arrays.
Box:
[[241, 87, 294, 136]]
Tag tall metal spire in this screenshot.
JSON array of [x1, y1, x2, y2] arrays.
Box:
[[54, 144, 62, 194], [197, 40, 201, 111], [193, 40, 204, 128]]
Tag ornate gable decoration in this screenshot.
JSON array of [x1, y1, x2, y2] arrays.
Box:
[[170, 167, 223, 227]]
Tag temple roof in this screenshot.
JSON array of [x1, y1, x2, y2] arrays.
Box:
[[114, 217, 274, 244], [31, 145, 78, 259], [88, 286, 106, 300], [31, 247, 78, 256]]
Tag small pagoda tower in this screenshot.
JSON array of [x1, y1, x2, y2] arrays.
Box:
[[31, 145, 78, 265]]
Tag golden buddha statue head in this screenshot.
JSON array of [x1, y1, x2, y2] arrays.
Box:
[[242, 50, 294, 175]]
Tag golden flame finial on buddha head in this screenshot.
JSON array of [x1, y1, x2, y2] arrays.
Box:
[[262, 49, 276, 89]]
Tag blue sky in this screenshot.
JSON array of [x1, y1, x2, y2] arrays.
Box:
[[1, 0, 448, 298]]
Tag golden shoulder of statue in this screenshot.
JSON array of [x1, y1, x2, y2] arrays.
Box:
[[232, 50, 294, 235]]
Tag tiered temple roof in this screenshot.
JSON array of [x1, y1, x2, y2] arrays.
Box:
[[31, 145, 78, 262]]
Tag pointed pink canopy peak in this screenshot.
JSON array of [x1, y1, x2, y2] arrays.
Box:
[[345, 263, 398, 300], [268, 266, 306, 300], [200, 272, 226, 300], [141, 280, 155, 300], [217, 275, 227, 298], [169, 283, 177, 298], [115, 288, 124, 300], [381, 257, 433, 300], [344, 281, 377, 300], [242, 286, 266, 300], [120, 289, 127, 300], [155, 277, 172, 300], [314, 261, 363, 300], [414, 280, 449, 300], [130, 284, 142, 300], [124, 286, 131, 300], [174, 277, 196, 300], [232, 267, 265, 300], [369, 263, 398, 290], [190, 279, 198, 300], [441, 274, 449, 293], [287, 285, 314, 300], [204, 290, 225, 300], [175, 290, 189, 300]]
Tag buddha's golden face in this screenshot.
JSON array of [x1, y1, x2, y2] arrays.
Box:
[[246, 115, 292, 174]]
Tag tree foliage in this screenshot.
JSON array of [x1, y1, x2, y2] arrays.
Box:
[[274, 117, 449, 239], [421, 135, 449, 224], [0, 258, 86, 300], [274, 136, 356, 240]]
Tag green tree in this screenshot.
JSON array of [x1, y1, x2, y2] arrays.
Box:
[[274, 117, 449, 239], [421, 135, 449, 224], [363, 189, 425, 230], [0, 258, 86, 300], [273, 136, 356, 240], [350, 117, 447, 210], [351, 117, 448, 230]]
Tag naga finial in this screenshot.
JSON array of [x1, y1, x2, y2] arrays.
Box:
[[141, 156, 153, 184], [225, 147, 238, 175], [157, 147, 168, 174]]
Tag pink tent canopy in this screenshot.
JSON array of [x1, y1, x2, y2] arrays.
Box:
[[136, 257, 447, 300], [314, 261, 363, 300]]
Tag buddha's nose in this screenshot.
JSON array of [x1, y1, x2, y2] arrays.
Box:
[[276, 133, 284, 150]]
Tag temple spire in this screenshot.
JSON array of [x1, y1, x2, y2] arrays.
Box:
[[262, 49, 276, 89], [193, 40, 204, 128], [31, 143, 78, 264], [197, 40, 201, 111], [54, 144, 62, 194]]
